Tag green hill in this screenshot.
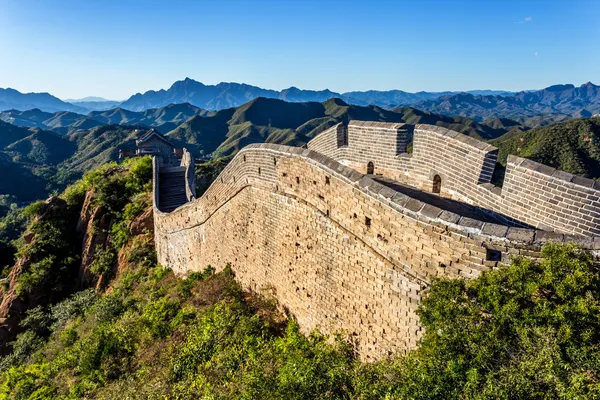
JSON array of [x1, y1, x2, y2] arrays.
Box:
[[0, 154, 56, 202], [395, 107, 509, 140], [3, 98, 600, 207], [63, 124, 142, 173], [167, 98, 408, 157], [0, 121, 146, 201], [166, 108, 235, 156], [492, 117, 600, 179], [6, 129, 76, 164], [0, 120, 32, 148]]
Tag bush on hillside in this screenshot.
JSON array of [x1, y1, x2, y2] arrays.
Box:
[[1, 244, 598, 399], [390, 244, 600, 399]]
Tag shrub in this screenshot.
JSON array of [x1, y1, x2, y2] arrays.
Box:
[[50, 289, 97, 331], [141, 297, 180, 339], [0, 363, 55, 399], [16, 203, 81, 298], [3, 245, 599, 399], [61, 179, 89, 207], [124, 157, 153, 194], [91, 294, 125, 323], [90, 247, 116, 276], [128, 236, 156, 266], [20, 306, 51, 336], [20, 201, 45, 220], [0, 331, 46, 371], [110, 221, 129, 250], [391, 244, 600, 399], [122, 197, 146, 222], [179, 266, 216, 297]]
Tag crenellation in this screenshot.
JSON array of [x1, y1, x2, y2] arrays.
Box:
[[308, 121, 600, 236]]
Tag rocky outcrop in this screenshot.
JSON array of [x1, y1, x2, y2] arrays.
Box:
[[77, 190, 113, 287], [129, 207, 153, 237], [0, 197, 67, 354]]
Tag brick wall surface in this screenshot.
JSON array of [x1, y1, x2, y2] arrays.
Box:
[[308, 122, 600, 236], [153, 143, 599, 360]]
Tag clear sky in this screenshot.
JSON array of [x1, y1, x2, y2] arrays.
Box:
[[1, 0, 599, 100]]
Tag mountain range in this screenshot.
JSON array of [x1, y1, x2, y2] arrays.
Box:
[[5, 93, 600, 208], [117, 78, 517, 111], [0, 79, 516, 114], [0, 97, 526, 204], [0, 103, 208, 135], [2, 80, 598, 124], [411, 82, 600, 122], [0, 88, 87, 114]]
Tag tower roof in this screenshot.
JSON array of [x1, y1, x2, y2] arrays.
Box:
[[136, 128, 174, 147]]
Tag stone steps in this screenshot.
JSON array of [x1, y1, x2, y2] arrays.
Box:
[[158, 169, 188, 212]]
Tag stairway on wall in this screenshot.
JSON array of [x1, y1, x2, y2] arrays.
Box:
[[158, 167, 188, 213]]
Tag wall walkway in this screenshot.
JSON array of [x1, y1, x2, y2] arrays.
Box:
[[308, 122, 600, 236]]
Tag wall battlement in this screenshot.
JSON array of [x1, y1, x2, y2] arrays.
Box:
[[308, 122, 600, 236], [153, 140, 599, 360]]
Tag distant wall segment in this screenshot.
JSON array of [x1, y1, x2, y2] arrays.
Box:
[[153, 143, 599, 360], [308, 122, 600, 236]]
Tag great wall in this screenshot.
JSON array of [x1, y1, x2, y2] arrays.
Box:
[[152, 121, 600, 360]]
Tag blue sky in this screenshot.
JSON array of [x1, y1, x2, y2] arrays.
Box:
[[1, 0, 599, 100]]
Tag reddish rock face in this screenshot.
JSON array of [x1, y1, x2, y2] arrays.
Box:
[[0, 196, 69, 354], [129, 207, 154, 237], [78, 204, 113, 287]]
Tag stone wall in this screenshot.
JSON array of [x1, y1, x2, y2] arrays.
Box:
[[180, 148, 196, 201], [308, 122, 600, 236], [153, 143, 598, 360]]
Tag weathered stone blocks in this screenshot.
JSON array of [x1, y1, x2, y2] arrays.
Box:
[[153, 142, 598, 360], [308, 122, 600, 237]]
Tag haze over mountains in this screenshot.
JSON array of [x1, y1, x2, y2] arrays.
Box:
[[101, 78, 521, 111], [1, 79, 598, 123], [0, 88, 87, 114], [0, 97, 528, 203], [412, 82, 600, 121], [3, 89, 600, 207]]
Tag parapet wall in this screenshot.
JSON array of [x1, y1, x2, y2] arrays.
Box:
[[181, 148, 196, 201], [308, 122, 600, 236], [153, 143, 598, 360]]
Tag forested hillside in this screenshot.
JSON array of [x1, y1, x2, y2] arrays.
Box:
[[2, 97, 600, 210], [0, 159, 597, 399], [492, 117, 600, 179], [0, 121, 147, 206], [1, 98, 511, 206]]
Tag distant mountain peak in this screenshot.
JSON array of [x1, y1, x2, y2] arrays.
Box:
[[0, 88, 87, 113], [545, 84, 575, 92]]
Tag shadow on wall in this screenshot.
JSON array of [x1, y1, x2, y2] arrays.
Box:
[[371, 176, 533, 227]]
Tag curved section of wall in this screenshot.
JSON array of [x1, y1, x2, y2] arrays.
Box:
[[308, 122, 600, 236], [154, 143, 597, 359]]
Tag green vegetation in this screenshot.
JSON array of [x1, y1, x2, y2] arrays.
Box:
[[13, 199, 81, 298], [492, 117, 600, 179], [0, 119, 148, 204], [1, 229, 598, 399], [0, 156, 152, 300], [194, 156, 233, 196], [390, 244, 600, 399]]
